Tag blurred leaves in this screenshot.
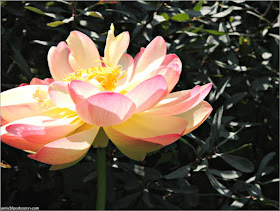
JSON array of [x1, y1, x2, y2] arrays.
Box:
[[1, 0, 279, 210], [220, 154, 254, 173]]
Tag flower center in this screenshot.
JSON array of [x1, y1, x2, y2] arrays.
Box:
[[64, 62, 126, 91]]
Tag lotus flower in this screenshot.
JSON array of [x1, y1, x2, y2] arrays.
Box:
[[1, 24, 212, 170]]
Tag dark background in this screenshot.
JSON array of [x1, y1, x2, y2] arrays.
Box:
[[1, 1, 279, 209]]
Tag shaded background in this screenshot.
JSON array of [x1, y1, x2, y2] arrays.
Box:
[[1, 1, 279, 209]]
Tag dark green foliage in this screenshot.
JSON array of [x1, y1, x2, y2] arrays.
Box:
[[1, 1, 279, 209]]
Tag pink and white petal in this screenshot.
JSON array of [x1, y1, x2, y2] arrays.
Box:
[[143, 83, 212, 116], [76, 92, 136, 127], [176, 101, 213, 135], [49, 152, 87, 170], [28, 125, 99, 165], [134, 36, 167, 77], [104, 114, 187, 161], [133, 47, 145, 69], [30, 78, 54, 85], [150, 65, 181, 93], [66, 31, 101, 69], [117, 54, 135, 86], [142, 93, 200, 116], [47, 42, 74, 81], [156, 85, 200, 108], [68, 52, 79, 71], [194, 83, 213, 108], [1, 85, 49, 123], [68, 80, 100, 105], [160, 54, 182, 70], [49, 81, 76, 111], [6, 116, 83, 144], [104, 25, 130, 67], [1, 132, 42, 152], [1, 117, 8, 126], [125, 75, 168, 113], [1, 116, 54, 152], [43, 78, 55, 84]]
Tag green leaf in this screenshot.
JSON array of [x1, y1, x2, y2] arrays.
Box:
[[261, 178, 280, 185], [171, 13, 190, 22], [251, 77, 271, 91], [215, 77, 231, 101], [220, 154, 254, 173], [209, 169, 242, 180], [210, 106, 223, 144], [246, 10, 270, 24], [268, 33, 280, 40], [193, 1, 203, 11], [223, 92, 247, 110], [84, 11, 104, 19], [24, 6, 57, 18], [212, 6, 234, 18], [193, 159, 208, 172], [47, 21, 65, 27], [160, 12, 169, 20], [215, 60, 247, 71], [24, 6, 45, 15], [255, 152, 276, 183], [203, 29, 228, 35], [164, 165, 191, 180], [55, 0, 72, 5], [206, 171, 233, 197], [248, 184, 262, 196], [216, 125, 246, 148], [47, 17, 74, 27]]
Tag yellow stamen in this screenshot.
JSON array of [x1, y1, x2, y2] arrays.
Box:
[[33, 87, 54, 109], [64, 61, 126, 91]]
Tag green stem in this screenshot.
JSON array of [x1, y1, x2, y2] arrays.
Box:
[[96, 147, 106, 210]]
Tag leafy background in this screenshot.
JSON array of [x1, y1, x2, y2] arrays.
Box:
[[1, 0, 279, 209]]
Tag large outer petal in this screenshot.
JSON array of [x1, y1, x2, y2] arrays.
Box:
[[28, 125, 99, 165], [48, 81, 76, 111], [125, 75, 168, 113], [6, 116, 83, 144], [76, 92, 136, 127], [142, 83, 212, 116], [104, 114, 187, 161], [49, 152, 87, 170], [1, 116, 55, 152], [66, 31, 101, 69], [176, 101, 213, 135], [104, 24, 130, 67], [133, 36, 167, 77], [47, 42, 74, 81], [1, 85, 50, 123]]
